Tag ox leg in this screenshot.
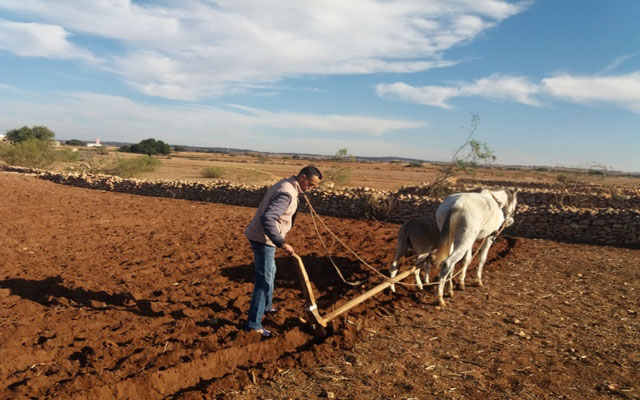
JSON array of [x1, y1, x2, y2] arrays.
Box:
[[476, 236, 496, 287], [413, 267, 424, 290], [414, 253, 430, 290], [457, 250, 473, 291], [437, 261, 455, 307], [448, 269, 455, 298], [423, 259, 433, 285], [438, 246, 468, 306], [390, 260, 399, 293]]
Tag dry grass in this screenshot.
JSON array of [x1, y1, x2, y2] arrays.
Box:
[[48, 147, 639, 190]]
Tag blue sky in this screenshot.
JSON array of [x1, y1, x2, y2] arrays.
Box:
[[1, 1, 639, 172]]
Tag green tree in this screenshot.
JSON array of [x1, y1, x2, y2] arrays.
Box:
[[6, 125, 55, 143], [6, 126, 32, 143], [119, 138, 170, 155], [332, 148, 354, 162], [427, 113, 496, 196], [65, 139, 86, 146], [32, 126, 55, 141]]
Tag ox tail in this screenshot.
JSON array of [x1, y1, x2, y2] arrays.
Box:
[[432, 209, 461, 271], [391, 219, 412, 291]]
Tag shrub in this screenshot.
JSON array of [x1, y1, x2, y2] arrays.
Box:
[[93, 146, 109, 155], [65, 139, 85, 146], [405, 161, 424, 168], [104, 156, 161, 178], [0, 141, 10, 158], [325, 167, 351, 186], [0, 138, 57, 168], [250, 153, 269, 163], [57, 148, 83, 163], [556, 173, 581, 185], [201, 166, 225, 179], [364, 193, 394, 221]]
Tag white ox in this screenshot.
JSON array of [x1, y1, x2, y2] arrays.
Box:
[[432, 188, 518, 306]]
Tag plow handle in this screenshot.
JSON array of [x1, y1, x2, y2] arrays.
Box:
[[292, 254, 328, 336]]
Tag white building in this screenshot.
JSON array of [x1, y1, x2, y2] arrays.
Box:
[[87, 138, 102, 147]]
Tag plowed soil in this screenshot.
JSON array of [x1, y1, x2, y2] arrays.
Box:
[[1, 172, 638, 399]]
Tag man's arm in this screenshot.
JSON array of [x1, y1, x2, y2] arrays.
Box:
[[260, 192, 292, 248]]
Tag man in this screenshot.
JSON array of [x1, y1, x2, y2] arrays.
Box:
[[243, 165, 322, 337]]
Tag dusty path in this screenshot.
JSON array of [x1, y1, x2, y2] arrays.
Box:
[[1, 172, 638, 399]]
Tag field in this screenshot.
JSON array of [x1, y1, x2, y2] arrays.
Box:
[[1, 159, 639, 399], [59, 147, 640, 190]]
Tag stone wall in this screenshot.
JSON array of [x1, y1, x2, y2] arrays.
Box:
[[2, 164, 639, 246]]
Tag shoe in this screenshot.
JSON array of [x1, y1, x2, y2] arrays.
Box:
[[243, 325, 273, 338], [258, 328, 272, 338], [265, 307, 278, 314]]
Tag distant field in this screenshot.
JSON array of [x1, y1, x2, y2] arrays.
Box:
[[55, 146, 640, 190]]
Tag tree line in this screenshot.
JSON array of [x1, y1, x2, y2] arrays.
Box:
[[3, 126, 171, 156]]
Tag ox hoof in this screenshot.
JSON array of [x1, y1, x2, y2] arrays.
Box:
[[438, 299, 447, 307], [477, 281, 484, 287], [390, 284, 396, 293], [459, 283, 466, 291]]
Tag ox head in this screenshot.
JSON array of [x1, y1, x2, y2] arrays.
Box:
[[502, 188, 519, 227]]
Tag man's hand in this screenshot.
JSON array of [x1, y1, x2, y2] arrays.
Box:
[[282, 243, 295, 256]]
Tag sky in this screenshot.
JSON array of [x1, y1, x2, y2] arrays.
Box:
[[1, 1, 639, 173]]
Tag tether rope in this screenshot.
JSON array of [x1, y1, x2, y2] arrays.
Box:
[[304, 195, 440, 288], [303, 194, 383, 286]]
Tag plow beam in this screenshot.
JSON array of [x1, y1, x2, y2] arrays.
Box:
[[292, 254, 416, 337]]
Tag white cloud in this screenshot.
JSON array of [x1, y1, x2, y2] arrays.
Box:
[[376, 82, 461, 109], [0, 19, 99, 62], [598, 53, 639, 75], [0, 0, 527, 99], [0, 1, 179, 42], [542, 73, 640, 113], [461, 75, 541, 106], [0, 91, 425, 147], [378, 72, 640, 113], [377, 74, 541, 108], [225, 104, 424, 136]]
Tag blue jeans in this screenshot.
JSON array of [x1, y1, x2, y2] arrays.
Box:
[[246, 241, 277, 330]]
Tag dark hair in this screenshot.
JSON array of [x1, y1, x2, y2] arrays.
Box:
[[297, 165, 322, 180]]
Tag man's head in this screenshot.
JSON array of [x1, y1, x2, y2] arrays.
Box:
[[296, 165, 322, 192]]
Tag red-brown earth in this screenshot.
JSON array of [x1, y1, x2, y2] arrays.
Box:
[[0, 172, 638, 399]]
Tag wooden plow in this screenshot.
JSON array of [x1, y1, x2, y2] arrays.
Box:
[[292, 254, 416, 337]]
